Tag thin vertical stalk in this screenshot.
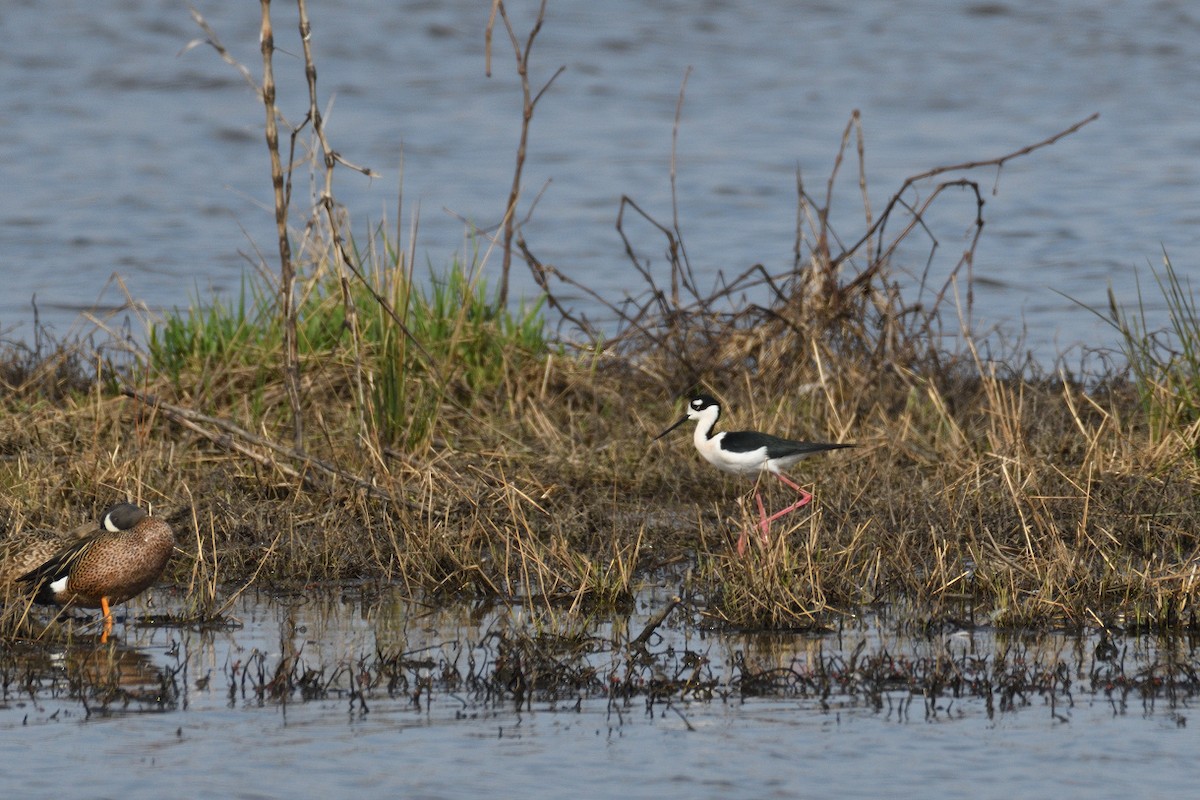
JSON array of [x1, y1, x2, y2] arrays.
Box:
[[489, 0, 563, 307], [290, 3, 437, 403], [668, 67, 696, 308], [295, 0, 368, 445], [259, 0, 304, 451]]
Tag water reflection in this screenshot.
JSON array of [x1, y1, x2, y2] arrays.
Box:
[[3, 588, 1199, 796], [1, 637, 179, 717]]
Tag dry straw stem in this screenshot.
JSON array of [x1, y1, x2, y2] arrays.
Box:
[[257, 1, 304, 451], [121, 387, 417, 510]]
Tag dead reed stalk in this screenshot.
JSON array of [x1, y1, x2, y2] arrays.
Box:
[[257, 1, 304, 452]]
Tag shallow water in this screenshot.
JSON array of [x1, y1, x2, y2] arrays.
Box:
[[3, 588, 1198, 798], [2, 1, 1199, 362]]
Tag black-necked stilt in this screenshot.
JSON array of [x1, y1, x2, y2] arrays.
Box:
[[655, 394, 853, 554], [17, 503, 175, 642]]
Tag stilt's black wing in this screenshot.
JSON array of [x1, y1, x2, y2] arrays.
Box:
[[722, 430, 853, 459]]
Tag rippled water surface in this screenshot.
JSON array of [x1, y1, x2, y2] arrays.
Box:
[[2, 589, 1199, 798], [2, 1, 1198, 360]]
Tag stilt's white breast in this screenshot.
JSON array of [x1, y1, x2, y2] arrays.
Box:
[[697, 432, 770, 475]]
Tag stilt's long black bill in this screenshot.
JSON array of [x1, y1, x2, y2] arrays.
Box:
[[653, 415, 689, 441]]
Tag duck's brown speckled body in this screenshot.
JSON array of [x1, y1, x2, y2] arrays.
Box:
[[0, 512, 109, 589], [15, 503, 175, 639]]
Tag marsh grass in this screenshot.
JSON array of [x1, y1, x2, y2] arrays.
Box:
[[7, 237, 1200, 638], [1093, 254, 1200, 442]]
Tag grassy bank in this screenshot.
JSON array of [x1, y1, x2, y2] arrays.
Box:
[[2, 5, 1198, 639]]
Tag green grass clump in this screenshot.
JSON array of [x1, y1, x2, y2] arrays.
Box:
[[145, 237, 548, 448], [367, 255, 547, 447], [148, 277, 276, 395], [1099, 253, 1200, 442]]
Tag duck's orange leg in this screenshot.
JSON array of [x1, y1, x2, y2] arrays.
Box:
[[100, 596, 113, 643]]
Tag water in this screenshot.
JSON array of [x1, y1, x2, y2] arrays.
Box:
[[3, 589, 1199, 798], [1, 1, 1198, 363]]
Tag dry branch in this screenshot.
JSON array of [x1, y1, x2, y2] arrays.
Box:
[[487, 0, 564, 306], [122, 387, 421, 510], [630, 595, 681, 647]]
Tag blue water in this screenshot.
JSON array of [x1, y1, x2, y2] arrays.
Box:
[[2, 0, 1198, 363], [2, 590, 1197, 799]]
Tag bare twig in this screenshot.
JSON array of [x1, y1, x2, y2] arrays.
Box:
[[836, 113, 1100, 275], [294, 0, 369, 445], [630, 595, 681, 647], [602, 111, 1099, 384], [668, 68, 697, 307], [183, 9, 258, 92], [513, 237, 589, 333], [488, 0, 565, 306]]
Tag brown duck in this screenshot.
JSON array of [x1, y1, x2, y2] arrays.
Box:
[[17, 502, 175, 639], [1, 516, 96, 589]]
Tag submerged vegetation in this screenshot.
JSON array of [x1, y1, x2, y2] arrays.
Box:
[[2, 1, 1199, 652], [8, 592, 1198, 725]]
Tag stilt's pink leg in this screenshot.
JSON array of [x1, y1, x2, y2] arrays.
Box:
[[762, 472, 813, 526], [773, 472, 809, 495], [764, 491, 812, 523], [756, 493, 773, 546], [743, 476, 815, 554]]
